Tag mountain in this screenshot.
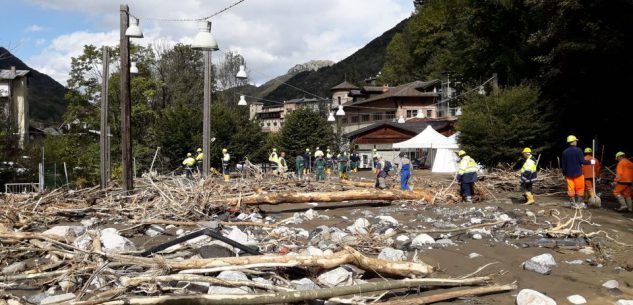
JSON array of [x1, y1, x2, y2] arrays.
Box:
[[263, 18, 409, 101], [247, 59, 334, 101], [0, 47, 68, 125], [287, 60, 334, 74]]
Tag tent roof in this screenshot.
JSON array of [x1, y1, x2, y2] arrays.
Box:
[[393, 125, 453, 149]]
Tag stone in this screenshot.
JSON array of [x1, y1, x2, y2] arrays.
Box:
[[470, 217, 483, 224], [411, 234, 435, 248], [1, 261, 26, 275], [80, 218, 96, 228], [306, 246, 324, 256], [317, 267, 352, 287], [566, 295, 587, 304], [27, 293, 50, 305], [435, 238, 456, 246], [272, 226, 292, 237], [176, 229, 184, 235], [615, 300, 633, 305], [563, 260, 583, 265], [376, 215, 399, 226], [73, 234, 93, 250], [394, 235, 410, 248], [323, 249, 334, 255], [471, 233, 483, 240], [40, 293, 77, 305], [469, 253, 481, 259], [526, 211, 536, 217], [144, 225, 165, 237], [578, 247, 594, 255], [292, 278, 320, 291], [304, 209, 318, 220], [496, 213, 513, 222], [603, 280, 620, 289], [522, 253, 557, 275], [516, 289, 556, 305], [208, 271, 253, 294], [384, 228, 395, 236], [377, 247, 406, 261], [198, 245, 234, 258], [44, 226, 85, 238], [331, 231, 350, 243], [99, 228, 136, 253], [348, 218, 370, 234], [295, 228, 310, 240]]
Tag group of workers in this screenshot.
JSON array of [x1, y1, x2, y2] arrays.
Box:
[[455, 134, 633, 212], [182, 147, 231, 181], [268, 147, 359, 181]]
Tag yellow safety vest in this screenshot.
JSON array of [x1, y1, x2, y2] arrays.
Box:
[[195, 153, 203, 161], [521, 157, 536, 174], [457, 156, 478, 175], [223, 153, 230, 162], [183, 157, 196, 167]]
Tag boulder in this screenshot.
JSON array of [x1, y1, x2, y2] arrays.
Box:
[[522, 253, 557, 275], [616, 300, 633, 305], [394, 235, 410, 248], [304, 209, 318, 220], [99, 228, 136, 253], [40, 293, 77, 305], [376, 215, 399, 226], [44, 226, 85, 238], [603, 280, 619, 289], [566, 295, 587, 304], [411, 234, 435, 248], [348, 218, 370, 235], [377, 247, 406, 261], [516, 289, 557, 305], [292, 278, 320, 291], [317, 267, 352, 287]]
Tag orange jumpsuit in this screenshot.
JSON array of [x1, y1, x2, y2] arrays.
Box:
[[582, 155, 600, 192], [614, 158, 633, 199]]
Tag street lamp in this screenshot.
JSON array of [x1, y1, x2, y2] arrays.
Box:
[[238, 95, 247, 106], [192, 20, 219, 178], [397, 115, 405, 124], [125, 16, 143, 38], [336, 103, 345, 116], [236, 65, 248, 79], [130, 61, 139, 74], [327, 111, 335, 122]]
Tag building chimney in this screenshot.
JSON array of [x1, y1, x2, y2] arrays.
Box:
[[382, 85, 389, 93]]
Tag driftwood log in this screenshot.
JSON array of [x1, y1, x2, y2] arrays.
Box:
[[376, 283, 517, 305], [223, 189, 434, 205], [107, 246, 433, 278]]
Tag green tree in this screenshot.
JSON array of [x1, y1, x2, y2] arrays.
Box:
[[456, 85, 552, 165], [279, 107, 336, 168]]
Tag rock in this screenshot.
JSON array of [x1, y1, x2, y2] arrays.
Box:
[[198, 245, 234, 258], [469, 253, 481, 259], [224, 227, 248, 245], [563, 260, 583, 265], [603, 280, 620, 289], [471, 233, 483, 240], [516, 289, 556, 305], [578, 247, 594, 255], [58, 277, 77, 292], [44, 226, 85, 238], [317, 267, 352, 287], [470, 217, 483, 224], [615, 300, 633, 305], [144, 225, 165, 237], [384, 228, 395, 236], [496, 213, 513, 222], [80, 218, 97, 228], [411, 234, 435, 248], [376, 215, 399, 226], [176, 229, 184, 235], [27, 293, 50, 304], [567, 295, 587, 304], [73, 234, 93, 250], [40, 293, 77, 305], [1, 261, 26, 275], [522, 253, 557, 275], [378, 247, 406, 261], [435, 239, 456, 246], [394, 235, 410, 248], [306, 246, 324, 256], [331, 231, 350, 243], [272, 226, 292, 237], [304, 209, 318, 220], [292, 278, 320, 291], [99, 228, 136, 253], [348, 218, 370, 234], [295, 228, 310, 240], [526, 211, 536, 217], [7, 300, 21, 305], [208, 271, 253, 294], [323, 249, 334, 255]]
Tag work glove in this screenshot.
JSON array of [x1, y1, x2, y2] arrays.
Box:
[[590, 159, 596, 165]]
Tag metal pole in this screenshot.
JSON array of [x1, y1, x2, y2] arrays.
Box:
[[202, 50, 212, 177], [100, 46, 109, 189], [107, 126, 111, 180], [63, 162, 69, 186], [120, 4, 133, 191]]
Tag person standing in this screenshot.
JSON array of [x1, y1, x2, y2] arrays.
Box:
[[295, 152, 304, 179], [375, 156, 391, 189], [456, 150, 478, 203], [195, 148, 203, 173], [325, 148, 333, 177], [338, 151, 349, 180], [269, 148, 279, 176], [350, 152, 360, 172], [303, 148, 311, 175], [315, 155, 326, 181], [277, 152, 288, 178], [614, 152, 633, 212], [221, 148, 230, 182], [561, 135, 593, 208], [372, 148, 380, 173], [582, 147, 600, 203], [519, 148, 537, 205], [182, 153, 196, 179], [398, 152, 412, 191]]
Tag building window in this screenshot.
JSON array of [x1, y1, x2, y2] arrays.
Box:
[[350, 116, 359, 123], [273, 122, 277, 126], [342, 117, 348, 124], [406, 110, 418, 118], [266, 122, 271, 126], [386, 111, 396, 120], [362, 114, 370, 122], [427, 109, 433, 118], [373, 113, 382, 121]]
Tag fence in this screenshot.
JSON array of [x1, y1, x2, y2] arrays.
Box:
[[5, 183, 40, 193]]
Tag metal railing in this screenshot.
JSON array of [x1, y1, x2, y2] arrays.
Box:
[[4, 183, 40, 194]]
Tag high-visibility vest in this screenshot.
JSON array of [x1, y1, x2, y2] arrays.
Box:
[[520, 157, 537, 182], [195, 153, 203, 161], [457, 156, 477, 175], [183, 157, 196, 167], [269, 152, 278, 163], [223, 153, 230, 162]]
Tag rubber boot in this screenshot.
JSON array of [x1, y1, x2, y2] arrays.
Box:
[[626, 198, 633, 212], [525, 192, 535, 205], [465, 196, 473, 203], [576, 196, 586, 209], [223, 174, 230, 182], [616, 196, 627, 211]]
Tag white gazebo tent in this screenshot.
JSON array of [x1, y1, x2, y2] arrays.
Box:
[[393, 126, 459, 173]]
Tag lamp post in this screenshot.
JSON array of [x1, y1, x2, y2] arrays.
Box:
[[191, 21, 219, 178], [120, 5, 143, 192]]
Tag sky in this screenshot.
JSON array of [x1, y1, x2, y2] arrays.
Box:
[[0, 0, 414, 87]]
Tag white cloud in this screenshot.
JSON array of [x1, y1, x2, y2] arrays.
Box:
[[34, 39, 47, 46], [24, 24, 45, 32], [25, 0, 413, 86]]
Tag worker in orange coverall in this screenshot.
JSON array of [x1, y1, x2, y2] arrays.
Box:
[[581, 147, 600, 203], [561, 135, 594, 208], [614, 151, 633, 212]]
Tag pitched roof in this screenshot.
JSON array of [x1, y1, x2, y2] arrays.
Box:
[[0, 69, 30, 80], [345, 119, 450, 139], [331, 81, 359, 91], [347, 80, 441, 106]]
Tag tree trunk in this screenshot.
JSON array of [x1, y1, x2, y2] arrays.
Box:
[[375, 284, 517, 305], [223, 189, 433, 206]]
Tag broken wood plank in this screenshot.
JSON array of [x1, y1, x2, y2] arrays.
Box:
[[222, 189, 434, 205]]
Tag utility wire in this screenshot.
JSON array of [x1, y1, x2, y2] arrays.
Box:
[[132, 0, 246, 22]]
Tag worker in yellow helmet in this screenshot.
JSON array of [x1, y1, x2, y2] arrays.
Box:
[[222, 148, 230, 182], [456, 150, 478, 203], [195, 148, 203, 173], [561, 135, 594, 208], [519, 148, 538, 205], [372, 148, 380, 173], [268, 148, 279, 176], [182, 152, 196, 179]]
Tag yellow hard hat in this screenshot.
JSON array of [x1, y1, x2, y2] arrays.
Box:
[[305, 148, 310, 152], [522, 147, 532, 153], [273, 148, 277, 152], [197, 148, 202, 152], [584, 148, 592, 154], [566, 135, 578, 143], [187, 153, 192, 157], [457, 150, 466, 157], [616, 151, 626, 158], [222, 148, 227, 153]]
